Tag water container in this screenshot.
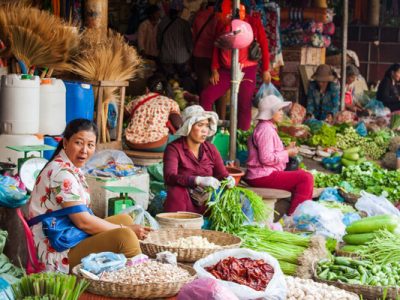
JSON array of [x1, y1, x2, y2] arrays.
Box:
[[64, 81, 95, 123], [0, 74, 40, 134], [0, 134, 43, 164], [43, 136, 62, 160], [39, 78, 66, 135]]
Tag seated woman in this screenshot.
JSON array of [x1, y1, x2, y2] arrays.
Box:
[[377, 63, 400, 112], [306, 64, 340, 121], [28, 119, 150, 273], [245, 96, 314, 215], [163, 105, 235, 213], [125, 74, 183, 152]]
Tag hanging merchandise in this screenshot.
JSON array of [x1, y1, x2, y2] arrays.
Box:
[[215, 19, 254, 49]]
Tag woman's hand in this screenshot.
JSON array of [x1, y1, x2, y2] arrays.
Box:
[[195, 176, 221, 190], [226, 176, 236, 189], [286, 143, 299, 157], [127, 224, 152, 240], [210, 69, 220, 85], [262, 71, 271, 83]]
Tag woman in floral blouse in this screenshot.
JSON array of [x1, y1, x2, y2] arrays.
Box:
[[28, 119, 150, 273], [125, 74, 182, 152]]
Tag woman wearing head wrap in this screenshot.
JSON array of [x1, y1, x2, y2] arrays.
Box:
[[306, 64, 340, 121], [163, 105, 235, 213], [245, 96, 314, 215]]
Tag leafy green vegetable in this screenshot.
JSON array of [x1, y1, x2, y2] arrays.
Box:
[[307, 123, 337, 147]]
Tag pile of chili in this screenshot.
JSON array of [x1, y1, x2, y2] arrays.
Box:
[[205, 256, 274, 291]]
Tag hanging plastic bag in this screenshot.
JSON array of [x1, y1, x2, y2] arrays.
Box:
[[120, 205, 160, 229], [0, 175, 29, 208], [355, 191, 400, 217], [292, 200, 346, 240], [194, 248, 287, 300], [178, 278, 239, 300], [253, 83, 283, 108]]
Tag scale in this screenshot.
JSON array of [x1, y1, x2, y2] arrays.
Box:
[[102, 186, 145, 216], [6, 145, 56, 191]]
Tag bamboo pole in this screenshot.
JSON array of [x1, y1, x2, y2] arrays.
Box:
[[229, 0, 240, 161], [340, 0, 349, 110]]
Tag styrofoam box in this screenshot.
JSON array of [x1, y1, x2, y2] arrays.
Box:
[[86, 172, 150, 218]]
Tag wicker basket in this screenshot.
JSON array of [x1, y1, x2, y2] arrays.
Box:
[[313, 261, 400, 300], [140, 229, 242, 262], [73, 263, 195, 299]]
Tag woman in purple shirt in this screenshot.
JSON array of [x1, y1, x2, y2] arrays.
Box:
[[163, 105, 235, 213], [245, 96, 314, 215]]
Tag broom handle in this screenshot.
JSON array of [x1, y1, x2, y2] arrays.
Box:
[[46, 68, 54, 78], [41, 68, 48, 79]]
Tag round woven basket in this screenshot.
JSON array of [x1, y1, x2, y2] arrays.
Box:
[[73, 263, 196, 299], [313, 261, 400, 300], [140, 229, 242, 262]]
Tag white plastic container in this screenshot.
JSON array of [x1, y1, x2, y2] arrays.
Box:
[[0, 134, 44, 164], [39, 78, 66, 135], [0, 74, 40, 134]]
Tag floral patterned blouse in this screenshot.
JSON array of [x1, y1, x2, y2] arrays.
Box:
[[28, 150, 90, 273], [125, 92, 180, 145]]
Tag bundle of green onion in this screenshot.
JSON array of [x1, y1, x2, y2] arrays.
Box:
[[234, 225, 312, 276], [12, 273, 89, 300]]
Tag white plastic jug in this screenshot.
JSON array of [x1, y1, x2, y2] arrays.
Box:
[[39, 78, 66, 135], [0, 74, 40, 134]]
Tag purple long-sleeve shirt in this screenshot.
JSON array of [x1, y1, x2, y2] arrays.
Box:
[[245, 120, 289, 180], [163, 137, 228, 213]]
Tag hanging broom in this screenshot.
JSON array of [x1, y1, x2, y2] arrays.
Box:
[[0, 4, 80, 73], [72, 29, 143, 143]]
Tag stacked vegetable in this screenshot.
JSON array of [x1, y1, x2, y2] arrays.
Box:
[[336, 127, 394, 160], [317, 256, 400, 287], [313, 162, 400, 203], [341, 215, 400, 252], [234, 225, 328, 278], [341, 146, 366, 167]]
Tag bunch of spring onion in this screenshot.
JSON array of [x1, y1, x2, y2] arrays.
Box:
[[205, 181, 270, 233], [233, 225, 330, 276], [12, 273, 89, 300]]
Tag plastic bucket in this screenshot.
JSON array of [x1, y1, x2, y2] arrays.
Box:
[[39, 78, 66, 135], [0, 74, 40, 134], [43, 136, 62, 160], [64, 81, 95, 123]]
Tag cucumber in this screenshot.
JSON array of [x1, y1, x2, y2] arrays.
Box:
[[343, 152, 360, 161], [341, 158, 356, 167], [343, 233, 378, 245], [340, 245, 364, 253], [344, 147, 360, 154], [346, 215, 400, 234]]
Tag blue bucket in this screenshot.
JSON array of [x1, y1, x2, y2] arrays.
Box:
[[44, 136, 61, 160], [64, 81, 95, 123]]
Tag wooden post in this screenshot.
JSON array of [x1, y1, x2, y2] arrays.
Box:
[[368, 0, 380, 26], [340, 0, 349, 110], [229, 0, 240, 161], [84, 0, 108, 37]]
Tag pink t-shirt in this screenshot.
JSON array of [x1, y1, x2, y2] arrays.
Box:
[[245, 120, 289, 180]]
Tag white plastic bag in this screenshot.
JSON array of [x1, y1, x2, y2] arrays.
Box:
[[119, 205, 160, 229], [193, 248, 287, 300], [253, 83, 284, 108], [355, 191, 400, 217], [292, 200, 346, 241]]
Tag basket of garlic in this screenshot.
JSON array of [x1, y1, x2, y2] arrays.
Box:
[[140, 229, 242, 262], [72, 260, 196, 299]]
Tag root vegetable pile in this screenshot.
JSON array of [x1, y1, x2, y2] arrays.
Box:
[[101, 261, 191, 284], [205, 257, 274, 291], [165, 236, 221, 249]]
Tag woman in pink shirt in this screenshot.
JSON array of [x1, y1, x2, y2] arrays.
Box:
[[245, 95, 314, 215]]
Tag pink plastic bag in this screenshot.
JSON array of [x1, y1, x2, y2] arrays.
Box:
[[177, 278, 239, 300]]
